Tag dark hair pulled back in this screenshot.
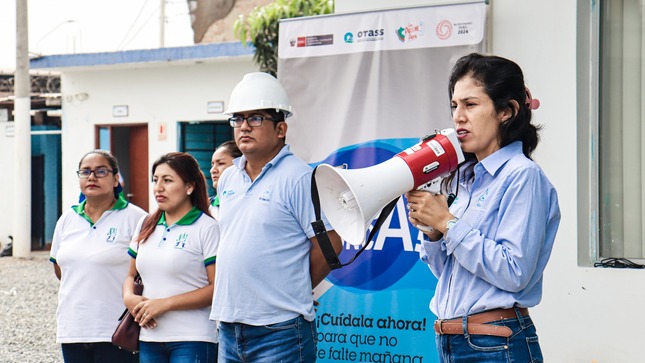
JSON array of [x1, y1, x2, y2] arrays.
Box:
[[448, 53, 541, 159]]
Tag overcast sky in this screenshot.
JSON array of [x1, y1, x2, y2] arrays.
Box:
[[0, 0, 194, 70]]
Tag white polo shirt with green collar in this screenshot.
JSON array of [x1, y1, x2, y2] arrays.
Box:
[[128, 207, 219, 343], [50, 195, 146, 343], [209, 195, 220, 220]]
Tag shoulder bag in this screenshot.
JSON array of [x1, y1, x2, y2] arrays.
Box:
[[111, 273, 143, 353]]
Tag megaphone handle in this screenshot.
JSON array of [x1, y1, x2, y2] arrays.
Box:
[[413, 192, 457, 233], [416, 224, 434, 232]]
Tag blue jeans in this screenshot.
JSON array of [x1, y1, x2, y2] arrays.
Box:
[[218, 315, 317, 363], [139, 341, 217, 363], [435, 307, 543, 363], [61, 342, 138, 363]]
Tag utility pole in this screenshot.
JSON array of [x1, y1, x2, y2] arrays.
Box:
[[159, 0, 165, 47], [14, 0, 31, 258]]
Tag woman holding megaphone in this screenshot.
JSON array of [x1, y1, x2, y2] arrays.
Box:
[[405, 53, 560, 362]]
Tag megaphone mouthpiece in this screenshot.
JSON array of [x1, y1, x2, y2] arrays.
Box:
[[339, 190, 358, 209]]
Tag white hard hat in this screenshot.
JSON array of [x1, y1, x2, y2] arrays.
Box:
[[224, 72, 293, 117]]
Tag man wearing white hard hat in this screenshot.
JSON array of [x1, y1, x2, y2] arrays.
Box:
[[209, 72, 342, 362]]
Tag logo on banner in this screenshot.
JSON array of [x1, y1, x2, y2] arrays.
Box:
[[290, 34, 334, 47], [455, 21, 473, 36], [344, 32, 354, 44], [354, 28, 385, 43], [435, 19, 453, 40], [395, 22, 425, 43]]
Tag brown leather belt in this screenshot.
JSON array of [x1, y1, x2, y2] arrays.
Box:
[[433, 307, 529, 338]]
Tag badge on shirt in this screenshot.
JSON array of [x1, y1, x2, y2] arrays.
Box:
[[475, 188, 489, 209], [259, 189, 271, 202], [174, 233, 188, 249], [106, 227, 117, 243]]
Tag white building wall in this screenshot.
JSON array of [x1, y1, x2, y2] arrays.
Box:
[[334, 0, 637, 361], [60, 57, 256, 210]]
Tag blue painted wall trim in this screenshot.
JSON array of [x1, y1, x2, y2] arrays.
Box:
[[30, 42, 255, 69], [31, 125, 61, 245]]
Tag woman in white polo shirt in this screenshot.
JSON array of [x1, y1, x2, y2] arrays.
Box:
[[123, 152, 219, 363], [50, 150, 146, 363]]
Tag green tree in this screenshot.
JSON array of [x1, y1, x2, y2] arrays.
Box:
[[234, 0, 334, 76]]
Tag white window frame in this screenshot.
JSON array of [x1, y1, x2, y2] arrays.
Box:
[[578, 0, 645, 266], [577, 0, 600, 267]]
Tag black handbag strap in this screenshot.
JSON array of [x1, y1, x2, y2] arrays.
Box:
[[311, 165, 399, 270]]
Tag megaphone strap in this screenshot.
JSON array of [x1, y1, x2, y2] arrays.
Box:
[[311, 166, 342, 270], [347, 197, 399, 266]]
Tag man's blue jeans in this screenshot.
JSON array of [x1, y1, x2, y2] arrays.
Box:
[[435, 308, 543, 363], [61, 342, 138, 363], [139, 341, 217, 363], [218, 315, 317, 363]]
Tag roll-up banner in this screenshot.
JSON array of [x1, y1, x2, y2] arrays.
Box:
[[278, 2, 486, 362]]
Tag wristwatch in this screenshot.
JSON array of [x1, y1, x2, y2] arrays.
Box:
[[445, 218, 459, 234]]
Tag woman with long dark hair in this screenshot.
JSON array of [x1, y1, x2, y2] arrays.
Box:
[[406, 53, 561, 362], [123, 152, 219, 363]]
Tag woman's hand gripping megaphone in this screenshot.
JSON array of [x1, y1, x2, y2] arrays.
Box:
[[406, 184, 456, 240], [406, 175, 455, 234], [409, 177, 443, 231]]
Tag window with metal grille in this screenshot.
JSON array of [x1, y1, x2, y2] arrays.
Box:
[[178, 121, 234, 197]]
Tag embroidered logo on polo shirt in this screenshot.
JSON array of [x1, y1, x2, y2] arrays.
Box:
[[222, 189, 235, 198], [174, 233, 188, 249], [259, 189, 271, 202], [475, 188, 489, 209], [106, 228, 117, 243]]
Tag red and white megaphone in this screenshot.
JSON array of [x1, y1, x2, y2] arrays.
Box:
[[314, 128, 464, 246]]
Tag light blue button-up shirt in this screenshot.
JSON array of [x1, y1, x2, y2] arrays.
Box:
[[420, 141, 561, 319]]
